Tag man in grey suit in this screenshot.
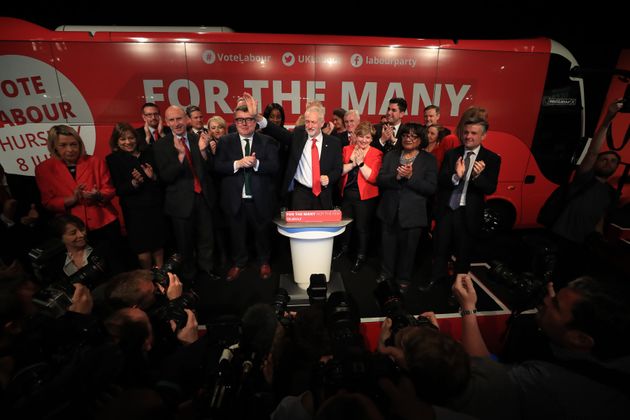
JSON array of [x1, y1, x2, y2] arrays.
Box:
[[153, 105, 218, 283]]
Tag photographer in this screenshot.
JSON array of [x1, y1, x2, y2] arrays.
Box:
[[49, 214, 121, 290], [545, 100, 622, 286], [105, 269, 199, 362], [377, 313, 514, 420], [452, 273, 630, 420]]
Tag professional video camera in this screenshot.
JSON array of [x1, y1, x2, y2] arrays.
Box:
[[31, 253, 107, 318], [149, 254, 199, 330], [28, 239, 65, 285], [488, 260, 546, 313], [374, 281, 436, 346]]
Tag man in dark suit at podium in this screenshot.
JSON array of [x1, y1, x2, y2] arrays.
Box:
[[215, 105, 279, 281], [153, 105, 217, 284], [282, 104, 342, 210], [421, 117, 501, 290]]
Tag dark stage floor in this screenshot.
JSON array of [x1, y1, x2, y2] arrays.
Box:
[[192, 229, 544, 325]]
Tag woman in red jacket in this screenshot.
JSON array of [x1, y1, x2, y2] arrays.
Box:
[[35, 125, 120, 244], [334, 121, 383, 273]]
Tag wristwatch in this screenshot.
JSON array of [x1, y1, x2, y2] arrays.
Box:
[[460, 308, 477, 317], [358, 161, 365, 168]]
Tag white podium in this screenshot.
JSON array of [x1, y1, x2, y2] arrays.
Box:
[[274, 218, 352, 293]]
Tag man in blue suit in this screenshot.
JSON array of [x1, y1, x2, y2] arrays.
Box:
[[421, 117, 501, 290], [215, 105, 279, 282]]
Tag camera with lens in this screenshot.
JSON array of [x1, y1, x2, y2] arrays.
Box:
[[374, 281, 436, 346], [489, 260, 545, 313], [315, 290, 401, 410], [149, 253, 198, 330], [150, 253, 183, 289], [31, 253, 107, 318]]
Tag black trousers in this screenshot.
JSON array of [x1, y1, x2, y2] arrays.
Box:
[[339, 189, 377, 257], [381, 220, 422, 283], [432, 207, 472, 281], [229, 199, 272, 267], [170, 193, 214, 282], [290, 182, 333, 210]]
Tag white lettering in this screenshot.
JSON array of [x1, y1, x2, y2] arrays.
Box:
[[203, 80, 231, 113], [244, 80, 269, 106], [306, 81, 326, 103], [273, 80, 301, 114], [445, 84, 471, 116], [143, 80, 164, 102], [341, 82, 377, 115], [167, 79, 191, 107], [379, 83, 405, 114]]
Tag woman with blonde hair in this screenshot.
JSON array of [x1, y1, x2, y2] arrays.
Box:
[[35, 125, 119, 243], [334, 121, 383, 273]]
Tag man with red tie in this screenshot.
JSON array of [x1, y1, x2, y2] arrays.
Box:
[[153, 105, 218, 284], [135, 102, 171, 149], [282, 104, 343, 210]]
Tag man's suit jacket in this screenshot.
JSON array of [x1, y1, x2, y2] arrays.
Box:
[[371, 123, 404, 154], [153, 132, 215, 218], [214, 132, 279, 221], [436, 145, 501, 235], [282, 131, 343, 199], [135, 126, 171, 149], [376, 150, 438, 229], [35, 155, 118, 230]]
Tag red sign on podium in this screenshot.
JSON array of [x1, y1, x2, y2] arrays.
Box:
[[285, 210, 342, 223]]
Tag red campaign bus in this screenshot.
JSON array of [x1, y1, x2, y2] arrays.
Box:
[[0, 17, 591, 231]]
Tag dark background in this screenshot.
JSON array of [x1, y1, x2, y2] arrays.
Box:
[[4, 5, 629, 135]]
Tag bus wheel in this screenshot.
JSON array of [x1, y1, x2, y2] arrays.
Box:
[[482, 201, 516, 236]]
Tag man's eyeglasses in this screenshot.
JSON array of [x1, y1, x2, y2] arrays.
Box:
[[144, 112, 160, 117], [402, 133, 420, 140], [235, 117, 256, 124]]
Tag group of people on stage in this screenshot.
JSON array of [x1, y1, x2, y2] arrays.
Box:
[[30, 89, 625, 295], [30, 92, 505, 295]]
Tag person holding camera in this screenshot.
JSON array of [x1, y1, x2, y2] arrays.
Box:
[[49, 214, 119, 290], [452, 273, 630, 419], [547, 100, 622, 285], [376, 312, 509, 420]]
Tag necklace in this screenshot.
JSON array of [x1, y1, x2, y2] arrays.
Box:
[[399, 150, 419, 166]]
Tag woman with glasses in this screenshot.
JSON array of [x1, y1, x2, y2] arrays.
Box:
[[376, 123, 437, 293], [334, 121, 383, 274], [106, 122, 166, 269]]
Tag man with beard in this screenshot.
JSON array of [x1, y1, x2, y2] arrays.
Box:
[[549, 101, 621, 285], [282, 104, 342, 210]]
